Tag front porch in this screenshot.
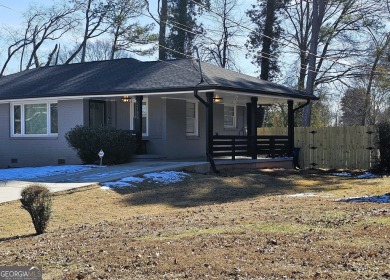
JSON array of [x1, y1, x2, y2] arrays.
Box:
[[194, 91, 307, 171]]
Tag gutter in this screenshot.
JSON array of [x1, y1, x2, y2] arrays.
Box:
[[293, 99, 311, 113]]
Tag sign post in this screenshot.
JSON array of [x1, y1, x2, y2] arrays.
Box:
[[98, 149, 104, 166]]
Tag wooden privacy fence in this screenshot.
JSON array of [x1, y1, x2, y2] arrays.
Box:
[[258, 126, 377, 170]]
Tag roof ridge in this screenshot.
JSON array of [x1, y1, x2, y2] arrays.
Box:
[[0, 57, 142, 78]]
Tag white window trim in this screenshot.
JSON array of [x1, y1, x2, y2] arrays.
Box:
[[10, 101, 58, 137], [224, 104, 237, 129], [129, 98, 148, 136], [186, 101, 199, 136]]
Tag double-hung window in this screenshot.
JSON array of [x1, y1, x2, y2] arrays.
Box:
[[11, 102, 58, 136], [186, 101, 198, 136], [224, 105, 236, 128]]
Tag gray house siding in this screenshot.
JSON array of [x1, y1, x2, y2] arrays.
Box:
[[213, 103, 247, 136], [144, 96, 165, 155], [0, 95, 246, 167], [163, 99, 206, 159], [116, 100, 131, 130], [0, 100, 83, 168]]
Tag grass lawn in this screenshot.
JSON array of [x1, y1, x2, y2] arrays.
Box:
[[0, 169, 389, 279]]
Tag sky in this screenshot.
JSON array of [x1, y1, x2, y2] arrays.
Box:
[[0, 0, 29, 25], [0, 0, 259, 77]]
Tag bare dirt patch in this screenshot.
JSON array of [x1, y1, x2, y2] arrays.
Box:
[[0, 169, 389, 279]]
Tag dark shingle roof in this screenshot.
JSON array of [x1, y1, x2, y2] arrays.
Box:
[[0, 58, 316, 100]]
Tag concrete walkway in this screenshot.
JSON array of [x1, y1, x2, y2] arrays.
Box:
[[0, 161, 209, 204]]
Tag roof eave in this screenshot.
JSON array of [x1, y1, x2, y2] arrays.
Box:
[[0, 85, 318, 102]]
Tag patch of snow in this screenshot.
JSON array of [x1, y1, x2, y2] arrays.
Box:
[[99, 171, 189, 189], [143, 171, 189, 185], [121, 176, 145, 183], [81, 170, 129, 180], [332, 172, 380, 179], [0, 165, 99, 181], [356, 172, 380, 179], [102, 181, 135, 188], [100, 176, 144, 189], [287, 193, 318, 197], [100, 186, 112, 191], [332, 172, 352, 177], [339, 194, 390, 204]]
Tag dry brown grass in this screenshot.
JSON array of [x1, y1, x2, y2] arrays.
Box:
[[0, 169, 389, 279]]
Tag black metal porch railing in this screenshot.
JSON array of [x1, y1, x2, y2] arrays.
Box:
[[212, 135, 290, 160]]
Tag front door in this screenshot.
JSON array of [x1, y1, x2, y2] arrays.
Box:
[[89, 100, 105, 127]]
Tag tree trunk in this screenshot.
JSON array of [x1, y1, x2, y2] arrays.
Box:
[[111, 26, 121, 60], [302, 0, 325, 126], [158, 0, 168, 60], [363, 33, 390, 126], [260, 0, 276, 81], [81, 0, 92, 63], [177, 0, 188, 58]]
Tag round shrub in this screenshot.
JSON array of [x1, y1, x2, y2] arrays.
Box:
[[65, 125, 137, 164], [20, 184, 52, 235]]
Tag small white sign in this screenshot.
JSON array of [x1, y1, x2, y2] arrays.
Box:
[[98, 149, 104, 158]]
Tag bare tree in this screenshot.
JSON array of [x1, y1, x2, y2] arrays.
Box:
[[86, 39, 131, 60], [284, 0, 382, 126], [65, 0, 111, 64], [1, 2, 77, 75], [1, 31, 31, 75], [361, 32, 390, 125], [22, 3, 79, 69], [301, 0, 325, 126], [200, 0, 245, 69], [145, 0, 168, 60]]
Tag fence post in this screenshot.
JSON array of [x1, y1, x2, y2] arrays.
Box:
[[309, 130, 317, 169], [232, 138, 236, 160], [287, 100, 294, 156]]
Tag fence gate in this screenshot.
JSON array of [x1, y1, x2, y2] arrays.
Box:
[[258, 126, 377, 170]]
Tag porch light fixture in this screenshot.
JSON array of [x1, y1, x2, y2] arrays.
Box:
[[213, 95, 223, 103], [121, 96, 131, 103]]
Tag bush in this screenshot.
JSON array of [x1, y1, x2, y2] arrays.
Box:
[[65, 125, 137, 164], [20, 184, 52, 235], [376, 121, 390, 173]]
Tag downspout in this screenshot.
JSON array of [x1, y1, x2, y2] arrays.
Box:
[[293, 99, 311, 113], [194, 90, 219, 173], [193, 46, 219, 173], [291, 99, 310, 169]]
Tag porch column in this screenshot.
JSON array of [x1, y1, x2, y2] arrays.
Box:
[[206, 92, 214, 157], [287, 100, 294, 156], [247, 97, 258, 159], [135, 95, 143, 154]]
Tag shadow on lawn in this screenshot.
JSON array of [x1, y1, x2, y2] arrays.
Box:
[[119, 170, 343, 208], [0, 233, 36, 242]]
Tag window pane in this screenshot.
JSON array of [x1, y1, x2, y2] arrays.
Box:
[[186, 102, 195, 118], [13, 105, 21, 134], [50, 103, 58, 134], [25, 104, 47, 134], [186, 118, 195, 134], [224, 106, 235, 127], [186, 102, 197, 135]]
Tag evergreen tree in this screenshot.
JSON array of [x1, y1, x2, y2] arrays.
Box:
[[246, 0, 288, 81], [166, 0, 208, 59]]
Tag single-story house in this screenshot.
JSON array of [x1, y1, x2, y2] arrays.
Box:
[[0, 58, 317, 168]]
